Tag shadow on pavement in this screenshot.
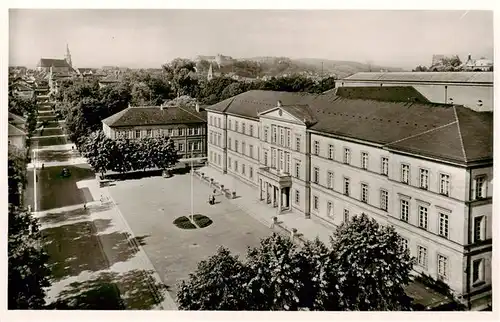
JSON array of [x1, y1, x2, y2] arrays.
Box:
[[41, 218, 146, 282], [39, 204, 114, 226], [46, 269, 166, 310]]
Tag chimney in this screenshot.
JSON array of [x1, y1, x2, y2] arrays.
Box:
[[277, 100, 282, 107], [195, 103, 200, 112]]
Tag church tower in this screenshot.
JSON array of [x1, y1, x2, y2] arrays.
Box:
[[65, 44, 72, 67], [207, 63, 213, 81]]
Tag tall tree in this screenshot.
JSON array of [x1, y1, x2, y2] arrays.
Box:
[[149, 136, 180, 171], [81, 131, 117, 178], [8, 150, 51, 309], [330, 214, 413, 311], [245, 234, 306, 310], [177, 247, 251, 310], [162, 58, 199, 97], [8, 149, 27, 207], [220, 82, 248, 100], [8, 205, 51, 309]]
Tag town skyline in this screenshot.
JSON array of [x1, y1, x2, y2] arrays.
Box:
[[9, 9, 494, 69]]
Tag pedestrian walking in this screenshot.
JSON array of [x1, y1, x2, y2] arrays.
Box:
[[100, 194, 103, 204], [41, 163, 45, 170]]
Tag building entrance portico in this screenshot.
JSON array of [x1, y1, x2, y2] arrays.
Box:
[[257, 167, 292, 214]]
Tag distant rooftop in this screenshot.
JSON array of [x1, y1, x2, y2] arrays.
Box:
[[342, 72, 493, 84]]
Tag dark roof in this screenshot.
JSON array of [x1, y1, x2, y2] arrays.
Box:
[[102, 106, 207, 128], [39, 58, 71, 68], [335, 86, 430, 103], [206, 90, 492, 165], [207, 90, 317, 119], [281, 105, 317, 125], [8, 124, 26, 136], [8, 112, 27, 124]]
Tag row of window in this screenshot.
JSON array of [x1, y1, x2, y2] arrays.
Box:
[[115, 127, 201, 139], [227, 119, 256, 137], [209, 131, 222, 147], [209, 151, 222, 166], [209, 115, 222, 128], [313, 148, 489, 200], [265, 148, 291, 173], [228, 138, 257, 159], [265, 125, 292, 148], [410, 242, 485, 284], [295, 190, 351, 223], [176, 141, 201, 152], [398, 198, 450, 238], [227, 157, 254, 180]]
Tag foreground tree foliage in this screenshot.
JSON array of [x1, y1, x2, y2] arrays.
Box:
[[177, 248, 251, 310], [330, 215, 413, 310], [8, 150, 51, 309], [81, 130, 180, 176], [176, 214, 413, 311]]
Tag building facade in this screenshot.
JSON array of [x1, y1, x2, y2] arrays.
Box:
[[8, 123, 27, 150], [205, 89, 492, 308], [102, 104, 207, 161], [336, 72, 493, 112]]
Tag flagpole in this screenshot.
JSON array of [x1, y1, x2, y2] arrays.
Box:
[[190, 147, 194, 222]]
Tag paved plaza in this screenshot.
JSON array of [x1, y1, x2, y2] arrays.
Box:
[[106, 172, 276, 298]]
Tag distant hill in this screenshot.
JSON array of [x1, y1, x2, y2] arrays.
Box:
[[244, 56, 406, 78]]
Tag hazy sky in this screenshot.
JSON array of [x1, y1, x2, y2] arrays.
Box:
[[9, 9, 494, 69]]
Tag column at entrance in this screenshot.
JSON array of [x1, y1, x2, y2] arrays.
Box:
[[259, 179, 263, 200], [267, 182, 271, 204], [278, 187, 282, 213], [271, 185, 275, 207], [282, 187, 289, 209]]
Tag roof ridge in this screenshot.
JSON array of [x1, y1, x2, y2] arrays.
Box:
[[385, 121, 457, 146], [453, 106, 468, 162]]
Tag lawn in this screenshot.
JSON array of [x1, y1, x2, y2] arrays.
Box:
[[32, 136, 68, 147], [25, 164, 95, 211], [108, 174, 275, 298], [34, 128, 64, 137]]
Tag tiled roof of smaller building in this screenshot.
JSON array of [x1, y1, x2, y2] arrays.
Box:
[[8, 112, 27, 124], [13, 83, 34, 92], [102, 105, 207, 128], [8, 123, 26, 136], [39, 58, 71, 68]]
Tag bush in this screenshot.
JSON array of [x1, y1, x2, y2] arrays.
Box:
[[173, 216, 197, 229]]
